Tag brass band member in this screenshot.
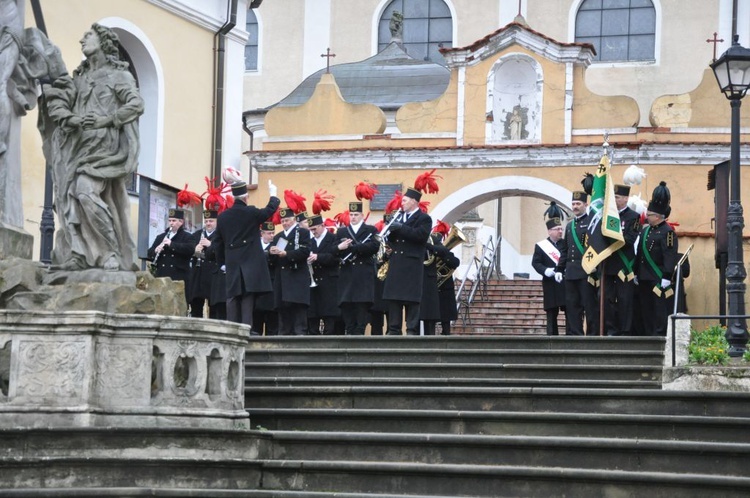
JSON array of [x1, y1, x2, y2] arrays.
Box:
[[252, 221, 279, 335], [308, 214, 341, 335], [336, 201, 379, 335], [188, 209, 224, 319], [147, 207, 194, 303], [269, 207, 312, 335], [384, 188, 432, 335]]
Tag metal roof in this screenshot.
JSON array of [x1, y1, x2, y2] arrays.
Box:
[[274, 41, 450, 109]]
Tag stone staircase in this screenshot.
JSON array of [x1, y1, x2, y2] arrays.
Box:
[[242, 336, 750, 497], [453, 279, 562, 335]]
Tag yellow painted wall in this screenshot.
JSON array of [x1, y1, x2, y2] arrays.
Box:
[[22, 0, 217, 259]]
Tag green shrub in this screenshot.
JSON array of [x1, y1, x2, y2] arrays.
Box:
[[743, 349, 750, 363], [688, 325, 730, 366]]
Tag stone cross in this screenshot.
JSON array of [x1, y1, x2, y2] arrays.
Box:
[[320, 47, 336, 73], [706, 32, 724, 62]]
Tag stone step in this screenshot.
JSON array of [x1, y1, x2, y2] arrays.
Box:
[[255, 460, 750, 497], [246, 377, 662, 389], [245, 348, 663, 366], [247, 336, 665, 352], [244, 362, 662, 382], [248, 408, 750, 443], [244, 387, 750, 418], [263, 431, 750, 476]]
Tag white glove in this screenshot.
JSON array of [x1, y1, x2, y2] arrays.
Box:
[[268, 179, 277, 198], [544, 268, 555, 278], [633, 276, 639, 285], [661, 278, 671, 289], [554, 272, 563, 283]]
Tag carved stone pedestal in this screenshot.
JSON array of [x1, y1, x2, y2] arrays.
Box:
[[0, 223, 32, 260], [0, 310, 249, 429]]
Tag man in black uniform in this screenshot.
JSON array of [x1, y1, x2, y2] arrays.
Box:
[[187, 209, 223, 319], [147, 208, 194, 303], [336, 201, 379, 335], [558, 191, 599, 335], [307, 214, 340, 335], [420, 233, 442, 335], [269, 207, 311, 335], [383, 188, 432, 335], [252, 221, 278, 335], [532, 216, 566, 336], [213, 180, 280, 326], [602, 184, 641, 335], [634, 181, 678, 337]]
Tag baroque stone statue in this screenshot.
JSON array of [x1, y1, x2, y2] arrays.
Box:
[[40, 23, 143, 271]]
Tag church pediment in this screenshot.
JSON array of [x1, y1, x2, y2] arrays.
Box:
[[441, 21, 595, 68]]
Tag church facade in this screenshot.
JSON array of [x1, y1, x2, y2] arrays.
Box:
[[242, 0, 750, 319]]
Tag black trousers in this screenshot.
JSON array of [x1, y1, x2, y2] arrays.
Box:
[[341, 302, 370, 335], [278, 303, 308, 335], [369, 310, 386, 335], [227, 293, 257, 326], [440, 320, 451, 335], [564, 279, 599, 335], [603, 275, 635, 336], [190, 298, 226, 321], [422, 320, 437, 335], [387, 300, 421, 335], [253, 309, 278, 335], [545, 307, 565, 336], [636, 281, 669, 336], [308, 316, 336, 335]]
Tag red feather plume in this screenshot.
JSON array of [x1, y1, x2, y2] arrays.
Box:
[[374, 219, 386, 233], [202, 176, 233, 213], [324, 218, 338, 233], [270, 207, 281, 225], [334, 210, 350, 226], [284, 190, 307, 214], [385, 190, 403, 214], [414, 169, 442, 194], [354, 181, 379, 201], [432, 220, 450, 237], [312, 189, 335, 214], [177, 184, 202, 208], [418, 200, 430, 213]]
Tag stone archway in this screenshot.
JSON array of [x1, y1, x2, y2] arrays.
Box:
[[430, 175, 573, 279]]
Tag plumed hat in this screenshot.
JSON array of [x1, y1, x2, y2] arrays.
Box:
[[647, 181, 671, 217]]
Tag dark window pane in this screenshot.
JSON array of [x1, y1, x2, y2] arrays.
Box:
[[245, 46, 257, 70], [428, 42, 447, 62], [429, 18, 452, 41], [404, 42, 427, 61], [600, 35, 628, 61], [629, 7, 655, 34], [430, 0, 451, 17], [404, 0, 428, 18], [579, 0, 602, 10], [603, 0, 629, 8], [379, 20, 392, 41], [630, 0, 654, 7], [403, 18, 428, 43], [384, 0, 403, 18], [629, 34, 655, 59], [602, 10, 629, 36], [576, 11, 602, 37], [576, 36, 601, 59]]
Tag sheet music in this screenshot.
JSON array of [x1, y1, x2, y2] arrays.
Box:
[[275, 238, 288, 251]]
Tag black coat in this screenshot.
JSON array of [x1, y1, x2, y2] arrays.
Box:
[[383, 210, 432, 303], [147, 226, 194, 282], [419, 255, 440, 320], [309, 230, 340, 317], [270, 225, 312, 306], [532, 237, 566, 310], [435, 244, 460, 321], [558, 213, 591, 281], [214, 196, 280, 298], [335, 223, 379, 304], [635, 221, 678, 283], [254, 241, 276, 311], [187, 228, 220, 301]]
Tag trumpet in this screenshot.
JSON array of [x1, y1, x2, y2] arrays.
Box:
[[308, 262, 317, 287], [436, 225, 468, 287]]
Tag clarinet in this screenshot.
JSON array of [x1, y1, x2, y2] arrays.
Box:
[[341, 232, 373, 262], [152, 228, 170, 266]]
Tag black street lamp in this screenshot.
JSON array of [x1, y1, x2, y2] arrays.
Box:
[[710, 34, 750, 356]]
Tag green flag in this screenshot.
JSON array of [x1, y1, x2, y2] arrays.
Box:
[[582, 154, 625, 274]]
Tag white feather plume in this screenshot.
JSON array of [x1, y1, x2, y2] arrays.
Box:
[[623, 165, 646, 186], [222, 167, 243, 184], [627, 193, 647, 214]]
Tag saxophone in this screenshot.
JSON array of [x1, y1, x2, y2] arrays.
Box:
[[376, 210, 402, 281]]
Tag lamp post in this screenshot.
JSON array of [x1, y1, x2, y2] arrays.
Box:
[[710, 34, 750, 356]]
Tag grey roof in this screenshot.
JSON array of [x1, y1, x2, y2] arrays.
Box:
[[274, 42, 450, 110]]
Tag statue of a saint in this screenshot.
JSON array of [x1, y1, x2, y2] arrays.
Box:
[[40, 24, 143, 271], [389, 11, 403, 40]]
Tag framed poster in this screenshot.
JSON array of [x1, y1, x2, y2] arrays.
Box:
[[137, 175, 203, 264]]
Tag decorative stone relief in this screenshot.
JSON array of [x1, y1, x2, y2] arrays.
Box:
[[16, 339, 86, 402]]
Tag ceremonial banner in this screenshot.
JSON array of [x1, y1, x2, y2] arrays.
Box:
[[582, 154, 625, 274]]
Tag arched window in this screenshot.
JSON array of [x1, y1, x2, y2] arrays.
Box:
[[245, 9, 259, 71], [377, 0, 452, 65], [575, 0, 656, 62]]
